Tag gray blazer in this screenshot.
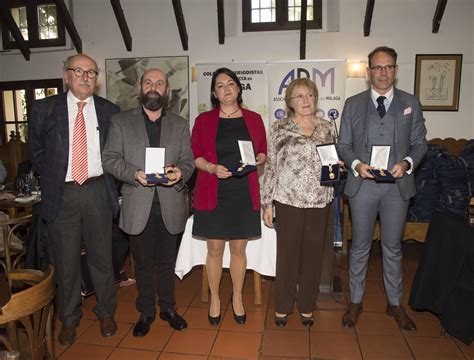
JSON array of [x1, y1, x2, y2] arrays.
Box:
[[337, 88, 427, 201], [102, 107, 195, 235]]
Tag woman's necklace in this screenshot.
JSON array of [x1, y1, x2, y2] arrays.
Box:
[[220, 107, 240, 118]]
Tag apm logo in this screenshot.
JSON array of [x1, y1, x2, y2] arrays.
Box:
[[278, 67, 335, 95]]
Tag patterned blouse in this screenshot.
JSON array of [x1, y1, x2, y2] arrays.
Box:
[[262, 117, 335, 209]]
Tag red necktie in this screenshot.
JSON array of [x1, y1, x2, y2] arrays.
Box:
[[71, 101, 88, 184]]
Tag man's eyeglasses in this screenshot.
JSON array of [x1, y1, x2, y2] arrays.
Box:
[[67, 67, 99, 79], [370, 64, 396, 73], [290, 93, 315, 102]]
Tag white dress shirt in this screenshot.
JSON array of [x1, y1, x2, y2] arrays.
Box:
[[65, 91, 103, 182]]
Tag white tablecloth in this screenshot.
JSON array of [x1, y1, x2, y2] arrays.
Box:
[[175, 216, 277, 279]]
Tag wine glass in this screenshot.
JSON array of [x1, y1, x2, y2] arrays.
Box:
[[19, 174, 32, 197], [15, 176, 25, 197]]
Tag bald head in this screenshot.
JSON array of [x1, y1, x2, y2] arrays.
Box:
[[63, 53, 99, 100], [63, 54, 99, 72], [140, 68, 169, 87]]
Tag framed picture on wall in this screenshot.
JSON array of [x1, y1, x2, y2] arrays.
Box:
[[105, 56, 189, 118], [414, 54, 462, 111]]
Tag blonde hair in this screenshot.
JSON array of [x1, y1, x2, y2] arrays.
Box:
[[284, 78, 319, 117]]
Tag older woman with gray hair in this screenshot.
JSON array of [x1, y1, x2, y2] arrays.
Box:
[[262, 77, 335, 327]]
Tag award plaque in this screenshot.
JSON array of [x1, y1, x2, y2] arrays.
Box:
[[316, 143, 340, 184]]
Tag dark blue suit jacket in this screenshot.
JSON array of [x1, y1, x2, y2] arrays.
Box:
[[29, 92, 120, 222]]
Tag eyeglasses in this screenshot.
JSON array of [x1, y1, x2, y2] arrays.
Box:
[[370, 64, 396, 73], [67, 67, 99, 79], [290, 93, 315, 102]]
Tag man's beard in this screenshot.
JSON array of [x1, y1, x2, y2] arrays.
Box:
[[139, 90, 169, 111]]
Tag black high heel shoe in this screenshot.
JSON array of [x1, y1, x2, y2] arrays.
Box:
[[300, 313, 314, 327], [208, 313, 221, 326], [274, 313, 288, 327], [231, 299, 246, 324], [208, 302, 221, 326]]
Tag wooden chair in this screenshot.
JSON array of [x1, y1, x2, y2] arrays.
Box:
[[0, 214, 32, 275], [0, 265, 55, 360]]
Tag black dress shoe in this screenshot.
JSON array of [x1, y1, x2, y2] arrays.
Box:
[[231, 300, 246, 324], [300, 314, 314, 327], [133, 315, 155, 337], [160, 308, 188, 330], [274, 314, 288, 327], [58, 325, 76, 346]]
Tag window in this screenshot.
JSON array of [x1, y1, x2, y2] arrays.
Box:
[[2, 0, 65, 50], [0, 79, 63, 144], [243, 0, 322, 32]]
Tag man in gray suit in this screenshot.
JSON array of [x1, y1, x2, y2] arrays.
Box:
[[337, 46, 427, 330], [103, 68, 194, 337]]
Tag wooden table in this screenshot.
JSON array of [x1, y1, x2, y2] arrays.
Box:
[[0, 194, 38, 219]]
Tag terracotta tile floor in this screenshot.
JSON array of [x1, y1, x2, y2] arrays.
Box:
[[52, 242, 472, 359]]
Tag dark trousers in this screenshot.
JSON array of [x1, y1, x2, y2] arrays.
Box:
[[274, 201, 330, 314], [112, 220, 130, 281], [47, 179, 117, 326], [130, 202, 178, 317]]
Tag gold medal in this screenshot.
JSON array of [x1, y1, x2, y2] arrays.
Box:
[[165, 165, 178, 181], [329, 164, 335, 180]]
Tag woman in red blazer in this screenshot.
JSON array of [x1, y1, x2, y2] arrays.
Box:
[[191, 68, 267, 326]]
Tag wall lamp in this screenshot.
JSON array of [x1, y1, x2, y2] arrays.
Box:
[[346, 62, 367, 78]]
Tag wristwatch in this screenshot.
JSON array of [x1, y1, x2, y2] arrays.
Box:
[[402, 159, 411, 171]]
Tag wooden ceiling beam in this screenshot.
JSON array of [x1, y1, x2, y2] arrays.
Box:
[[363, 0, 375, 37], [217, 0, 225, 44], [54, 0, 82, 53], [172, 0, 188, 51], [432, 0, 447, 33], [0, 6, 31, 60], [299, 0, 307, 60], [110, 0, 132, 51]]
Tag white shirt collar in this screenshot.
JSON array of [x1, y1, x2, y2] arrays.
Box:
[[67, 91, 93, 106], [371, 86, 394, 104]]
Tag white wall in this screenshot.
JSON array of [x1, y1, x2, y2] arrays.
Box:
[[0, 0, 472, 138]]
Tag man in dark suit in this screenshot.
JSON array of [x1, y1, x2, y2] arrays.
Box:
[[29, 54, 119, 345], [103, 68, 194, 337], [337, 46, 427, 330]]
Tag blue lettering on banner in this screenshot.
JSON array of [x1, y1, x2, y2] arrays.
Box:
[[278, 67, 336, 95]]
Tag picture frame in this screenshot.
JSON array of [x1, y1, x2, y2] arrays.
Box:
[[414, 54, 462, 111], [105, 56, 189, 118]]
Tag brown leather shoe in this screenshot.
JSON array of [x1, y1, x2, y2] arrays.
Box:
[[100, 317, 117, 337], [386, 305, 417, 331], [58, 325, 76, 346], [342, 303, 362, 328]]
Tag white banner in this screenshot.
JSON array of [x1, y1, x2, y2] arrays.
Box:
[[267, 60, 346, 129], [196, 63, 268, 125], [196, 60, 345, 130]]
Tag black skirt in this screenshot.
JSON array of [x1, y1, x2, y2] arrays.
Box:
[[192, 117, 260, 239]]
